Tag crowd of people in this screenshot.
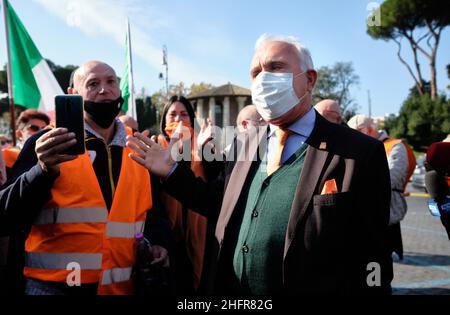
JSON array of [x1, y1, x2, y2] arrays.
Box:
[[0, 33, 448, 296]]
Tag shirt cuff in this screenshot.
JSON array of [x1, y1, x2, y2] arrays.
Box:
[[24, 164, 60, 184], [162, 163, 178, 182]]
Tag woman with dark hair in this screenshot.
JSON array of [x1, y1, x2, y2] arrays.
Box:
[[160, 95, 197, 140], [157, 95, 210, 294]]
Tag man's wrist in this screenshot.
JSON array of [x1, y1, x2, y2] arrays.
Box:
[[162, 163, 178, 182], [36, 163, 60, 180]]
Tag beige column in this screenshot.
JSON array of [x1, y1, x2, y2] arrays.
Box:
[[223, 97, 230, 127], [196, 99, 204, 120], [237, 96, 247, 113], [208, 97, 216, 125]]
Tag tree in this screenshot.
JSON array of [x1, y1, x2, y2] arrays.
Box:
[[168, 81, 190, 97], [0, 65, 7, 94], [189, 82, 214, 96], [367, 0, 449, 100], [387, 93, 450, 150], [447, 64, 450, 90], [135, 96, 157, 132], [313, 61, 360, 120], [150, 81, 216, 124]]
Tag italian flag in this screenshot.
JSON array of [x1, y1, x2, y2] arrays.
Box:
[[120, 19, 136, 119], [5, 0, 63, 115]]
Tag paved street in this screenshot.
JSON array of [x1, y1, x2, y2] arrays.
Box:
[[392, 184, 450, 295]]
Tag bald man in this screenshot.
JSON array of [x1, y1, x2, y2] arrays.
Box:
[[314, 99, 343, 124], [0, 61, 169, 296], [236, 105, 265, 132]]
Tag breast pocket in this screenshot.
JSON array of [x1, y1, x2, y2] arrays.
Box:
[[308, 192, 354, 255], [313, 191, 353, 208]]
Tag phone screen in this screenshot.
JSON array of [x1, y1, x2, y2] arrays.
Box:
[[55, 95, 85, 155]]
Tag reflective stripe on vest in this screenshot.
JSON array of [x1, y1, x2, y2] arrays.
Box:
[[106, 221, 145, 238], [34, 207, 108, 225], [24, 145, 152, 294], [101, 267, 133, 285], [34, 208, 144, 238], [25, 252, 102, 270]]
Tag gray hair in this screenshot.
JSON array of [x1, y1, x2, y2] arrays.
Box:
[[255, 34, 314, 71]]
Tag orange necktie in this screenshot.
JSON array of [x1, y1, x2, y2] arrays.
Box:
[[267, 129, 292, 176]]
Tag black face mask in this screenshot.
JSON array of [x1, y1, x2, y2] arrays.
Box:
[[84, 97, 124, 129]]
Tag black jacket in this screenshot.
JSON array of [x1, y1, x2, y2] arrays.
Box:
[[162, 112, 393, 295]]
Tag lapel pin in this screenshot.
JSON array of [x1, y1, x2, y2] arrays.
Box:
[[319, 142, 327, 150]]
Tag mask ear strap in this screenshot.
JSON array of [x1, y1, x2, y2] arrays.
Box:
[[294, 70, 308, 78]]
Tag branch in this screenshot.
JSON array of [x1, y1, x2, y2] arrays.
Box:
[[416, 31, 430, 45], [402, 30, 425, 85], [426, 33, 433, 50], [425, 20, 439, 38], [402, 29, 432, 60], [393, 38, 423, 94], [423, 20, 442, 59], [431, 26, 442, 59]]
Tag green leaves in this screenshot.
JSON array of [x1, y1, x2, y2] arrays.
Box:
[[313, 62, 360, 121], [388, 94, 450, 150], [367, 0, 449, 40]]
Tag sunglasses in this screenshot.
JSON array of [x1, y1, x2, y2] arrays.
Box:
[[26, 124, 43, 132]]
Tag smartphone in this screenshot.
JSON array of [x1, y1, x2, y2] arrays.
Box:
[[55, 95, 85, 155]]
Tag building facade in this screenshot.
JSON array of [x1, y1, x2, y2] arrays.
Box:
[[188, 83, 252, 128]]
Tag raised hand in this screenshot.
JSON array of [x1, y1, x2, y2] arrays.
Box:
[[35, 128, 78, 176], [126, 132, 178, 178], [197, 117, 214, 149]]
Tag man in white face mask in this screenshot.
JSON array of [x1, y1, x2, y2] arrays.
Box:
[[250, 40, 315, 125], [126, 34, 393, 295]]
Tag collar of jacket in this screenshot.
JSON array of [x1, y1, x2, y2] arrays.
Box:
[[84, 119, 127, 147]]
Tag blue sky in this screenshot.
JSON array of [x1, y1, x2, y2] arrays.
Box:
[[1, 0, 449, 117]]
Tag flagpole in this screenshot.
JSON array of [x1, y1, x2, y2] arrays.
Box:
[[126, 19, 136, 120], [2, 0, 17, 146]]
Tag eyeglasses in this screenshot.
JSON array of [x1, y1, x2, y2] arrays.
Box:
[[26, 124, 43, 132], [246, 117, 264, 124]]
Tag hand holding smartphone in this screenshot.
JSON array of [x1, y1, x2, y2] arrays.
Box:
[[55, 95, 85, 155]]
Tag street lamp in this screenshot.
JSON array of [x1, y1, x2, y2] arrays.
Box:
[[161, 45, 168, 96]]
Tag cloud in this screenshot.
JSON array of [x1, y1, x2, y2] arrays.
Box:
[[33, 0, 231, 86]]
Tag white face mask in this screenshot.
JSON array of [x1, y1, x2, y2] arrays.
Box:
[[251, 71, 309, 121]]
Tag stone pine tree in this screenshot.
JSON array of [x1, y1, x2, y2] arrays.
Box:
[[367, 0, 449, 100]]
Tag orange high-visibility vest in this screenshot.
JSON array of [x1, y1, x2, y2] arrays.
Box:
[[2, 147, 20, 168], [24, 145, 152, 295], [384, 138, 416, 191]]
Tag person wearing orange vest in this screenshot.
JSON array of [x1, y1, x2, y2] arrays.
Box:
[[2, 146, 20, 170], [1, 110, 50, 179], [0, 61, 169, 295], [348, 115, 414, 260]]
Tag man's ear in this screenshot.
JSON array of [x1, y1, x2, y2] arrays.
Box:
[[16, 130, 22, 139], [306, 70, 318, 92]]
